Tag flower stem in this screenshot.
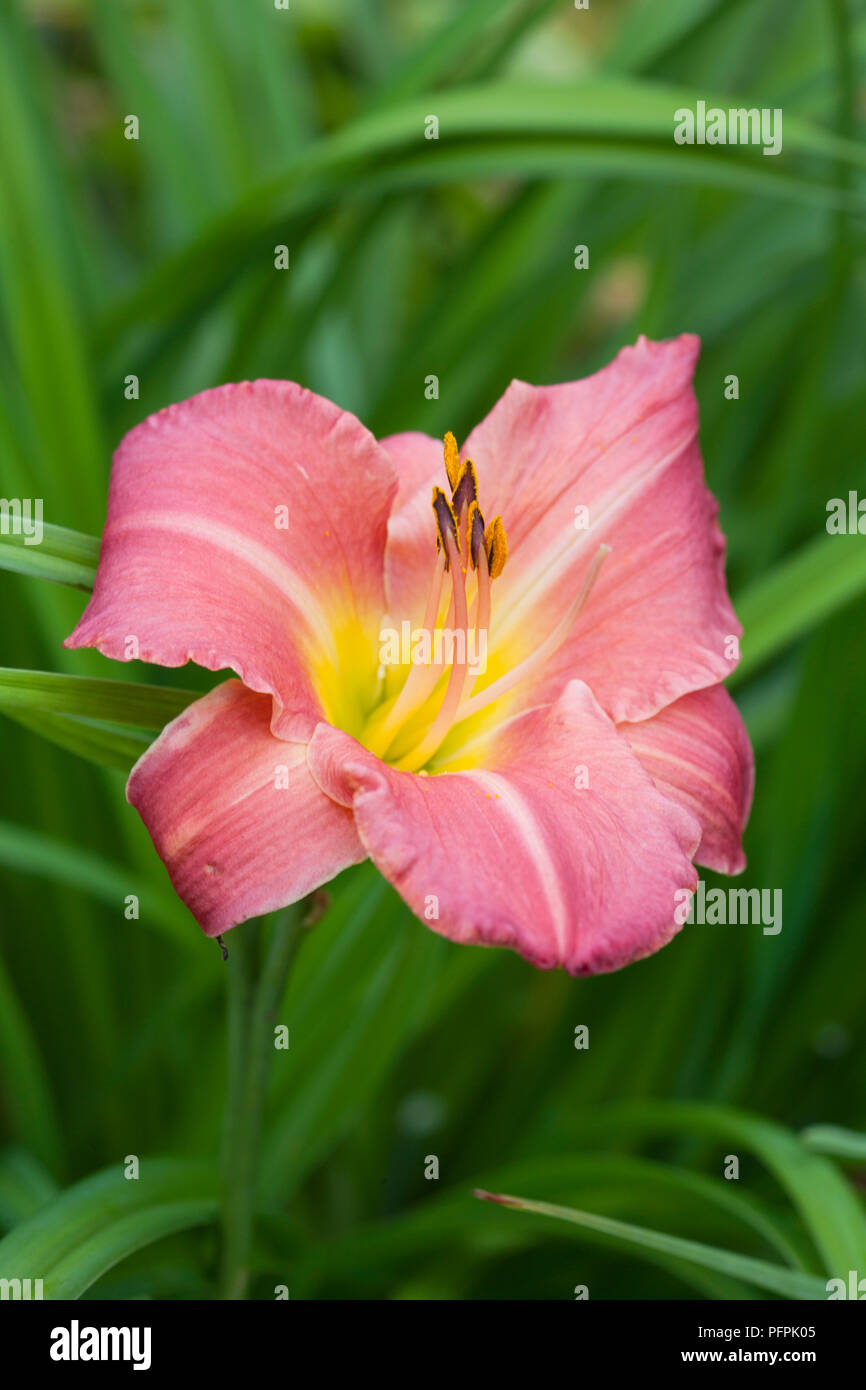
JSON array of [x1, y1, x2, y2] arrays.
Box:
[[218, 906, 304, 1299]]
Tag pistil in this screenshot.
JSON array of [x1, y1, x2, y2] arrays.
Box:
[[395, 531, 470, 772]]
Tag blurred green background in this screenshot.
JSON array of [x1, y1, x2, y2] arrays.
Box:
[[1, 0, 865, 1300]]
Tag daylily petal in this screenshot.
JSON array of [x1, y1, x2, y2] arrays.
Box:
[[127, 680, 365, 936], [381, 430, 444, 627], [619, 684, 754, 875], [458, 334, 740, 723], [66, 381, 396, 738], [308, 680, 701, 975], [381, 431, 443, 510]]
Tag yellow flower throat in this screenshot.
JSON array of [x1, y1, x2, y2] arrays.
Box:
[[363, 432, 509, 773]]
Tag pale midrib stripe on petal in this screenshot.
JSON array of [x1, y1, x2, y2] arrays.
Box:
[[492, 426, 696, 648], [160, 740, 308, 861], [624, 742, 741, 818], [470, 769, 571, 961], [112, 512, 339, 660]]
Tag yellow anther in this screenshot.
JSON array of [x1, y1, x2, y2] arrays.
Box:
[[484, 516, 508, 578], [443, 432, 461, 491]]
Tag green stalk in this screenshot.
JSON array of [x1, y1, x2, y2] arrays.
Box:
[[218, 907, 305, 1300]]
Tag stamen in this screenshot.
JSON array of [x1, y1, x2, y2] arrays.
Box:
[[468, 500, 486, 571], [452, 459, 478, 557], [484, 516, 508, 578], [452, 544, 610, 725], [361, 441, 523, 773], [370, 549, 446, 751], [432, 486, 460, 568], [452, 459, 478, 519], [465, 503, 491, 704], [395, 533, 470, 773], [443, 432, 461, 491]]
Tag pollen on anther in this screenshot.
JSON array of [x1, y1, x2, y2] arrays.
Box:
[[484, 515, 508, 578], [443, 432, 461, 491]]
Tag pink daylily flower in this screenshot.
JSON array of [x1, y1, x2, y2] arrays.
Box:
[[66, 334, 753, 975]]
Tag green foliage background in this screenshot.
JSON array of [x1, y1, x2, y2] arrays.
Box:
[[0, 0, 865, 1300]]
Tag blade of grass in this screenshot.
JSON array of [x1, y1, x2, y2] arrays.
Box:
[[0, 8, 104, 528], [0, 1158, 218, 1300], [0, 669, 200, 727], [0, 523, 100, 591], [0, 821, 194, 950], [473, 1189, 827, 1300], [584, 1102, 866, 1276], [0, 709, 151, 773], [0, 1149, 59, 1232], [98, 80, 866, 376], [290, 1152, 811, 1298], [370, 0, 528, 105], [0, 952, 65, 1175], [731, 533, 866, 684], [801, 1125, 866, 1162]]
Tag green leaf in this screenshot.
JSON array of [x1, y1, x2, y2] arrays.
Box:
[[0, 10, 105, 530], [0, 1159, 218, 1300], [731, 533, 866, 684], [260, 873, 443, 1200], [0, 670, 202, 770], [0, 523, 99, 591], [473, 1189, 827, 1300], [370, 0, 528, 105], [0, 668, 200, 728], [1, 709, 152, 772], [100, 80, 866, 375], [606, 0, 732, 74], [87, 0, 219, 230], [0, 1149, 59, 1233], [800, 1125, 866, 1162], [0, 821, 194, 949], [0, 955, 64, 1175], [290, 1151, 810, 1298], [584, 1102, 866, 1276]]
